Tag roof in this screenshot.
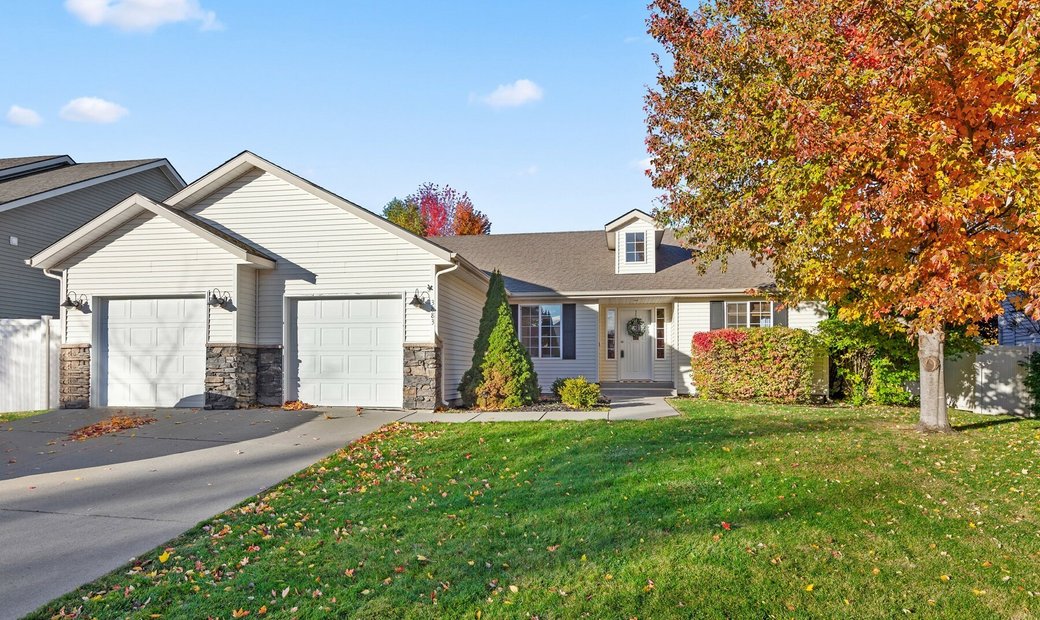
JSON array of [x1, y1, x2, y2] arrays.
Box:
[[0, 159, 169, 206], [0, 156, 65, 171], [432, 229, 774, 296]]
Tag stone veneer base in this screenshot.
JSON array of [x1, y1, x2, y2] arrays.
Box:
[[59, 344, 91, 409], [403, 344, 441, 410]]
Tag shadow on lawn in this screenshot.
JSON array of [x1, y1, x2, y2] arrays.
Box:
[[953, 415, 1033, 432]]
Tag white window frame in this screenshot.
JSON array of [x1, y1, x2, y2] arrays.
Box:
[[518, 304, 564, 359], [655, 307, 666, 359], [606, 308, 616, 360], [724, 300, 774, 328], [625, 231, 646, 263]]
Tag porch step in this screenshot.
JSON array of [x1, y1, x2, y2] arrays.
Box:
[[599, 382, 675, 399]]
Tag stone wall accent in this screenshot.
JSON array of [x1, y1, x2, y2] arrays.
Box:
[[257, 346, 283, 406], [60, 344, 91, 409], [404, 344, 440, 410], [205, 345, 258, 409]]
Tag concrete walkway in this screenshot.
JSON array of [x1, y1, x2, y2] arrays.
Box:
[[0, 397, 676, 619]]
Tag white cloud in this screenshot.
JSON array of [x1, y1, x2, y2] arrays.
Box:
[[475, 79, 544, 108], [635, 157, 654, 172], [6, 105, 43, 127], [65, 0, 221, 32], [60, 97, 129, 123], [517, 164, 538, 177]]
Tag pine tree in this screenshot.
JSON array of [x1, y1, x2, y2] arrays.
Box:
[[458, 270, 538, 408], [476, 302, 540, 409]]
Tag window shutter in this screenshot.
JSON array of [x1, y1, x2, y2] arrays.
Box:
[[563, 304, 576, 359], [709, 301, 725, 330], [510, 304, 518, 331], [773, 304, 789, 327]]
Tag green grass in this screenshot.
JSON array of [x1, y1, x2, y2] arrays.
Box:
[[0, 409, 47, 423], [28, 401, 1040, 619]]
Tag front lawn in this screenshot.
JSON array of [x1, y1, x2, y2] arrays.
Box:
[[0, 409, 47, 423], [29, 401, 1040, 619]]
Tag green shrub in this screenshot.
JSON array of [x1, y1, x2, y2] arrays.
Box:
[[690, 327, 823, 403], [459, 270, 510, 407], [550, 377, 567, 398], [1021, 351, 1040, 417], [866, 357, 918, 406], [558, 377, 601, 409], [474, 302, 539, 410]]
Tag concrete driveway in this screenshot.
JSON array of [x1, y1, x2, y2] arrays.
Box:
[[0, 406, 406, 620]]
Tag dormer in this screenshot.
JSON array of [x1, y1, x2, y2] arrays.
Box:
[[605, 209, 664, 275]]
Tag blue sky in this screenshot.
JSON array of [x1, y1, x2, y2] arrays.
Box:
[[1, 1, 662, 233]]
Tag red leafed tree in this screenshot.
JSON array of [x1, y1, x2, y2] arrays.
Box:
[[646, 0, 1040, 431], [404, 183, 491, 236]]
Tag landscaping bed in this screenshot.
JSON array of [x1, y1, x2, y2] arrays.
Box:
[[442, 394, 610, 414], [27, 401, 1040, 619]]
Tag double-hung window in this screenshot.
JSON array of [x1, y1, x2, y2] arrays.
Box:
[[625, 232, 646, 263], [519, 304, 563, 359], [725, 301, 773, 328]]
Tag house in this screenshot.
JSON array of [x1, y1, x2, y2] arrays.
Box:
[[28, 151, 826, 411], [997, 297, 1040, 346], [0, 155, 184, 318]]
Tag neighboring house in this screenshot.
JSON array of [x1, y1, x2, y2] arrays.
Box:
[[998, 297, 1040, 346], [29, 151, 826, 411], [0, 155, 184, 318]]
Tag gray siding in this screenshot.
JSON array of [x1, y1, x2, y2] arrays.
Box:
[[998, 300, 1040, 345], [0, 168, 179, 318]]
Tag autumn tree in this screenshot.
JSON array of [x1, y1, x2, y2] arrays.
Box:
[[382, 197, 425, 236], [383, 184, 492, 237], [646, 0, 1040, 431]]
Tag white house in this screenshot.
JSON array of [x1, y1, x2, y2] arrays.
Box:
[[28, 151, 826, 411]]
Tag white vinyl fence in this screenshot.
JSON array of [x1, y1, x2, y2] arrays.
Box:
[[0, 317, 60, 414], [945, 344, 1037, 416]]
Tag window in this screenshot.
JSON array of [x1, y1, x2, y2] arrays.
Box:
[[725, 301, 773, 328], [606, 308, 616, 359], [655, 308, 665, 359], [625, 231, 645, 262], [519, 304, 562, 359]]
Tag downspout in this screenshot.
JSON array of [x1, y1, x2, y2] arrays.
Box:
[[433, 260, 461, 405], [42, 269, 64, 410]]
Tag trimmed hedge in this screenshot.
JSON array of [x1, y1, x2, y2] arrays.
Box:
[[690, 327, 823, 403], [558, 376, 602, 409]]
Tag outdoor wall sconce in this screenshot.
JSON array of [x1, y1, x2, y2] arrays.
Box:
[[410, 285, 433, 308], [60, 291, 88, 311], [208, 288, 233, 309]]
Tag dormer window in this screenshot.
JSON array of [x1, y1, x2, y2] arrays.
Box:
[[625, 232, 646, 263]]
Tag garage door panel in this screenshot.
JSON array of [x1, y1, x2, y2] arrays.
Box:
[[103, 297, 205, 408], [294, 297, 403, 407]]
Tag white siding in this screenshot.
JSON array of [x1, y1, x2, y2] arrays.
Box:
[[615, 220, 657, 275], [236, 265, 257, 345], [521, 302, 599, 390], [789, 302, 827, 332], [0, 168, 179, 318], [438, 270, 488, 403], [63, 213, 239, 343], [186, 170, 445, 345], [673, 300, 711, 394]]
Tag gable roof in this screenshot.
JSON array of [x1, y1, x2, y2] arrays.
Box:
[[0, 157, 185, 213], [0, 155, 70, 173], [28, 193, 275, 270], [432, 229, 773, 297], [164, 150, 458, 264]]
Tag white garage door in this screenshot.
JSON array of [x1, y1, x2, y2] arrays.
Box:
[[102, 298, 206, 407], [294, 297, 403, 408]]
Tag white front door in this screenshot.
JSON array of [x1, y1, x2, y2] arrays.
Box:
[[102, 297, 207, 407], [293, 297, 404, 408], [618, 308, 654, 381]]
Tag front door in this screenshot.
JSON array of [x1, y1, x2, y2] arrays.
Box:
[[618, 308, 654, 381]]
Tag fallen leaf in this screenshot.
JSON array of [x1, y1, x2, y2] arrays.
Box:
[[158, 551, 170, 564], [805, 584, 814, 592]]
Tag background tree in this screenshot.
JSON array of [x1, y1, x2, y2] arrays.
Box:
[[381, 197, 424, 236], [646, 0, 1040, 431], [384, 184, 492, 237]]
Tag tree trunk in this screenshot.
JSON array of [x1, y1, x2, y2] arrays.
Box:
[[917, 328, 952, 432]]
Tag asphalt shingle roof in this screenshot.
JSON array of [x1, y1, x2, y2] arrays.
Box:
[[0, 156, 64, 171], [0, 159, 161, 206], [432, 229, 774, 295]]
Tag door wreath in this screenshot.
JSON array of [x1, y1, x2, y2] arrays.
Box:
[[626, 316, 647, 339]]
